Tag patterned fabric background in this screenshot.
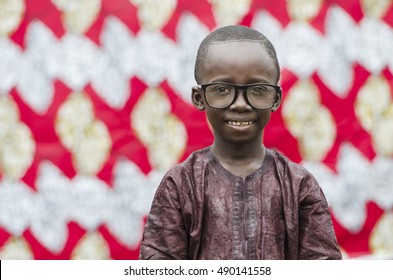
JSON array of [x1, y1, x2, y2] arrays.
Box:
[[1, 0, 393, 260]]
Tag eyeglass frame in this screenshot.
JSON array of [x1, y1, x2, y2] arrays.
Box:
[[198, 82, 282, 110]]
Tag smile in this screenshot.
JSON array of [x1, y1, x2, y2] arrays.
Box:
[[226, 120, 254, 127]]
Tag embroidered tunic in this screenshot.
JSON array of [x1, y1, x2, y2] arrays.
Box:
[[140, 147, 342, 260]]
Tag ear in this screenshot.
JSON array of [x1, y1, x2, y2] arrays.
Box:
[[191, 86, 205, 111], [271, 90, 282, 112]]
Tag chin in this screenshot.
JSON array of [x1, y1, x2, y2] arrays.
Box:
[[224, 135, 261, 145]]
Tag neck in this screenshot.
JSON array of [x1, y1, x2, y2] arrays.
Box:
[[211, 137, 265, 163]]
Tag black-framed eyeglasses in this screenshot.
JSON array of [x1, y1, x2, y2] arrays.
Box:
[[199, 82, 281, 110]]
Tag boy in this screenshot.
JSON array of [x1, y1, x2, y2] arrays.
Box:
[[139, 25, 342, 260]]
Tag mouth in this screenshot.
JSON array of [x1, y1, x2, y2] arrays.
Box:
[[226, 120, 255, 127]]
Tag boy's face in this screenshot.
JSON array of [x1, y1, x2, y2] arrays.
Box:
[[192, 41, 281, 145]]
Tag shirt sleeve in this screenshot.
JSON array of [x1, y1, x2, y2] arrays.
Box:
[[139, 175, 189, 260], [298, 181, 342, 260]]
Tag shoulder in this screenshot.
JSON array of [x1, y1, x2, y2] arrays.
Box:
[[266, 148, 320, 197], [160, 147, 212, 187], [267, 149, 313, 177]]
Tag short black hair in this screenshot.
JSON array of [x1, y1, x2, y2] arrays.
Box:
[[194, 25, 280, 84]]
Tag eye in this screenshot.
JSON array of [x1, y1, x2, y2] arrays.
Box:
[[249, 86, 269, 96], [211, 85, 233, 95]]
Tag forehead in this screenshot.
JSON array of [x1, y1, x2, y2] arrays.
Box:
[[200, 41, 277, 84]]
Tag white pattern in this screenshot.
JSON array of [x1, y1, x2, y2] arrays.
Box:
[[56, 33, 99, 90], [357, 17, 393, 74], [101, 17, 137, 77], [0, 38, 21, 94], [325, 8, 359, 65], [32, 162, 72, 252], [2, 8, 393, 109], [252, 7, 393, 96], [318, 8, 356, 96], [168, 13, 209, 103], [133, 29, 177, 87], [253, 10, 323, 79], [0, 180, 34, 236], [252, 11, 285, 67], [69, 176, 112, 230], [92, 17, 136, 108], [106, 158, 162, 247], [303, 144, 393, 233], [17, 22, 57, 114], [281, 22, 323, 79], [0, 159, 162, 252], [254, 9, 357, 94]]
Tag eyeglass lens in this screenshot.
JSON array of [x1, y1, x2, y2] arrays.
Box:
[[205, 84, 276, 109]]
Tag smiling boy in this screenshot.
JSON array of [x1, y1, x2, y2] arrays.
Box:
[[139, 25, 342, 260]]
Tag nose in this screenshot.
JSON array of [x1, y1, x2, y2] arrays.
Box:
[[229, 90, 252, 112]]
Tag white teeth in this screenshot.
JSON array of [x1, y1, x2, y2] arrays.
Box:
[[228, 121, 253, 127]]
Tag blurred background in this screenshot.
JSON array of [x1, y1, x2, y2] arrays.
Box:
[[1, 0, 393, 259]]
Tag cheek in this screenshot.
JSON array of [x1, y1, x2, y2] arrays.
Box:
[[205, 108, 221, 121], [205, 110, 228, 137], [257, 112, 272, 128], [205, 110, 220, 130], [205, 114, 214, 134]]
